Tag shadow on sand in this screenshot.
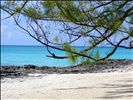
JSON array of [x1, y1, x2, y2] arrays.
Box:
[[54, 78, 133, 99], [99, 78, 133, 99]]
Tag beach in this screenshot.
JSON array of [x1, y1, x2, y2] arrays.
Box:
[[1, 71, 133, 100], [1, 60, 133, 100], [1, 1, 133, 99]]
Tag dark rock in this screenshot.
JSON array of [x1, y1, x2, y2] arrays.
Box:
[[1, 59, 133, 79], [24, 65, 37, 69]]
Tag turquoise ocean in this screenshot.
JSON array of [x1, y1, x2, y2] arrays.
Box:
[[1, 45, 133, 67]]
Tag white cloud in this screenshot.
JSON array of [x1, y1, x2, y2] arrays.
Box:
[[1, 25, 7, 33], [7, 32, 12, 38], [1, 25, 13, 39]]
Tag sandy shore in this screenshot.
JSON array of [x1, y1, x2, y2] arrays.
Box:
[[1, 71, 133, 100]]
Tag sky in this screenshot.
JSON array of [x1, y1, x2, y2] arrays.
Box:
[[1, 8, 92, 46], [1, 9, 43, 46], [1, 1, 132, 47], [1, 9, 86, 46]]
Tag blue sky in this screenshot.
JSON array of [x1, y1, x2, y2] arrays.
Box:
[[1, 10, 43, 46], [1, 9, 87, 46], [1, 9, 91, 46], [1, 5, 132, 47]]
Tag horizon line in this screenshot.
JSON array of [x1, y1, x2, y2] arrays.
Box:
[[1, 44, 114, 47]]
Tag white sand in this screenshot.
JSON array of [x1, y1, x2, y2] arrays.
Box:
[[1, 71, 133, 100]]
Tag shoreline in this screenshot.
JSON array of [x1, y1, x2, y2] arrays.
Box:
[[1, 59, 133, 79]]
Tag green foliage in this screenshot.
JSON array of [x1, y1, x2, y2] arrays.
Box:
[[40, 1, 84, 22], [81, 58, 91, 65], [94, 50, 100, 60], [40, 1, 55, 8], [14, 7, 21, 14], [128, 28, 133, 37], [80, 29, 88, 37], [129, 15, 133, 24], [23, 7, 42, 19], [53, 36, 58, 43], [6, 1, 14, 6], [62, 43, 71, 52], [67, 54, 77, 64], [62, 43, 79, 64]]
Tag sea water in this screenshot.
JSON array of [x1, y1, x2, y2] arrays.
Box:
[[1, 45, 133, 67]]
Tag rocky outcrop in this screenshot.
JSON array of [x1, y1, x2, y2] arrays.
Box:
[[1, 59, 133, 78]]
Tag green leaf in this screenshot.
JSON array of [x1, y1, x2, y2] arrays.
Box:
[[62, 43, 79, 64], [62, 43, 71, 52], [130, 15, 133, 24], [14, 7, 21, 14], [128, 28, 133, 37], [23, 7, 42, 19], [6, 1, 14, 6], [53, 36, 58, 43], [68, 54, 77, 64], [94, 50, 100, 60]]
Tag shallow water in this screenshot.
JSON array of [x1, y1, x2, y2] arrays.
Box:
[[1, 45, 133, 67]]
